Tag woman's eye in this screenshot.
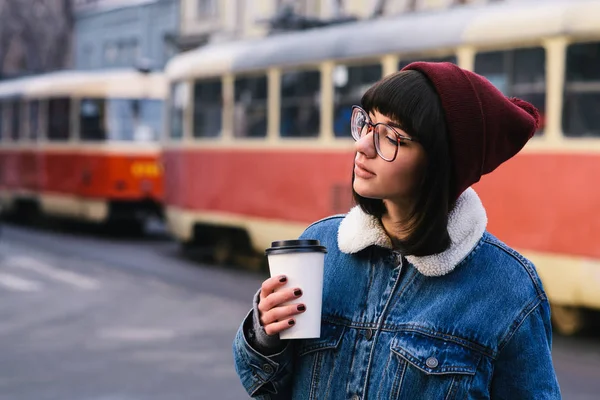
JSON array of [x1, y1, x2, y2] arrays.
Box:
[[386, 136, 399, 146]]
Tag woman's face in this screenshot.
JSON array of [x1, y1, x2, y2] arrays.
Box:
[[353, 110, 427, 205]]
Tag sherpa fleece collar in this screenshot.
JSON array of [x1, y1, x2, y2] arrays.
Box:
[[337, 188, 487, 277]]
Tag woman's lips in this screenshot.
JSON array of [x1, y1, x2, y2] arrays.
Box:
[[354, 161, 376, 178]]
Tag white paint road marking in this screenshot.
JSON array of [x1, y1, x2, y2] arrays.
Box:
[[0, 273, 42, 292], [7, 256, 100, 290]]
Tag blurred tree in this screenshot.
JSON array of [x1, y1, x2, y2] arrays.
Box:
[[0, 0, 73, 79]]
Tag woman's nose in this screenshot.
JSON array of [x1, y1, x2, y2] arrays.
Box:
[[354, 129, 377, 158]]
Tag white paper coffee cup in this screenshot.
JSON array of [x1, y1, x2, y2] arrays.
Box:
[[266, 239, 327, 340]]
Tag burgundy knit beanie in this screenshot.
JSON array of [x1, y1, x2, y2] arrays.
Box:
[[401, 62, 540, 201]]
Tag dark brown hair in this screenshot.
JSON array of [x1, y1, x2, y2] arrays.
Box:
[[353, 69, 454, 256]]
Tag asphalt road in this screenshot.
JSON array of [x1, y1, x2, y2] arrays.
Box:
[[0, 221, 598, 400]]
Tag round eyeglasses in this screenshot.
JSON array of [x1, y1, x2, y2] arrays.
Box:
[[350, 105, 416, 162]]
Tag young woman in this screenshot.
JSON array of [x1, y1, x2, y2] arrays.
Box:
[[233, 62, 561, 399]]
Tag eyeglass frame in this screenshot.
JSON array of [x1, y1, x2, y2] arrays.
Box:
[[351, 105, 417, 162]]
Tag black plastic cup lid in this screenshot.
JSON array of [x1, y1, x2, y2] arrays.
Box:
[[265, 239, 327, 255]]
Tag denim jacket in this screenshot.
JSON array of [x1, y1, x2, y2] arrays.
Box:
[[233, 188, 561, 399]]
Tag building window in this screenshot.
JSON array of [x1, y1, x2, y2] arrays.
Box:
[[104, 42, 118, 65], [104, 39, 139, 66], [563, 41, 600, 137], [333, 63, 382, 137], [130, 40, 140, 63], [475, 47, 546, 135], [193, 79, 222, 138], [117, 40, 137, 65], [82, 44, 94, 69], [233, 75, 268, 138], [197, 0, 218, 19], [280, 69, 321, 138], [277, 0, 309, 15]]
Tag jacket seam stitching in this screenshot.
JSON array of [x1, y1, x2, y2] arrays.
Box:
[[386, 268, 418, 314], [392, 355, 408, 398], [497, 296, 543, 353], [453, 235, 486, 269], [392, 325, 492, 357], [303, 213, 346, 231], [320, 316, 494, 357], [483, 238, 545, 297], [360, 252, 377, 320], [344, 326, 362, 395]]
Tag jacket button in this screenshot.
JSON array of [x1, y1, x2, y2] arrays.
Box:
[[351, 395, 361, 400], [426, 357, 439, 369], [364, 329, 373, 340], [262, 364, 274, 374]]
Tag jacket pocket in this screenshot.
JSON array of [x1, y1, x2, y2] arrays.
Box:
[[295, 322, 346, 400], [387, 330, 482, 400], [297, 322, 345, 356]]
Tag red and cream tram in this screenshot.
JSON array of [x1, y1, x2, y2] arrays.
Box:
[[0, 69, 166, 229], [163, 0, 600, 334]]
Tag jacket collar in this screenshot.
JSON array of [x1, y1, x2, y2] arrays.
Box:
[[337, 188, 487, 277]]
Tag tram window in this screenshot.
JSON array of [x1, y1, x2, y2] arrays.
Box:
[[0, 103, 4, 141], [9, 101, 21, 141], [563, 42, 600, 137], [566, 42, 600, 82], [138, 100, 163, 141], [475, 47, 546, 134], [169, 82, 186, 140], [27, 101, 40, 140], [233, 75, 267, 138], [47, 98, 71, 141], [106, 99, 162, 142], [80, 99, 107, 141], [398, 55, 457, 70], [280, 69, 320, 138], [193, 79, 222, 138], [334, 64, 382, 138], [0, 102, 10, 142]]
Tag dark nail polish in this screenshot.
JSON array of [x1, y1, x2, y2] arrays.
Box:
[[294, 289, 302, 297], [279, 276, 287, 283], [288, 320, 295, 326], [297, 305, 306, 312]]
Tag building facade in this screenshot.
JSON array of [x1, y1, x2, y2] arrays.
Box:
[[73, 0, 179, 70], [176, 0, 491, 50]]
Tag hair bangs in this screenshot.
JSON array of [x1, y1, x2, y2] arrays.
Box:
[[361, 70, 440, 147]]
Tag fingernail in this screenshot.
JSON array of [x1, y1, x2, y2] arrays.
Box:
[[294, 289, 302, 297], [288, 319, 295, 326], [297, 305, 306, 312], [279, 276, 287, 283]]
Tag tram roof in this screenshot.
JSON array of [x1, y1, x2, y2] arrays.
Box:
[[166, 0, 600, 80], [0, 69, 166, 99], [0, 76, 37, 99]]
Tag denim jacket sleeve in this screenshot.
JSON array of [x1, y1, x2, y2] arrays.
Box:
[[490, 298, 561, 399], [232, 307, 295, 399]]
